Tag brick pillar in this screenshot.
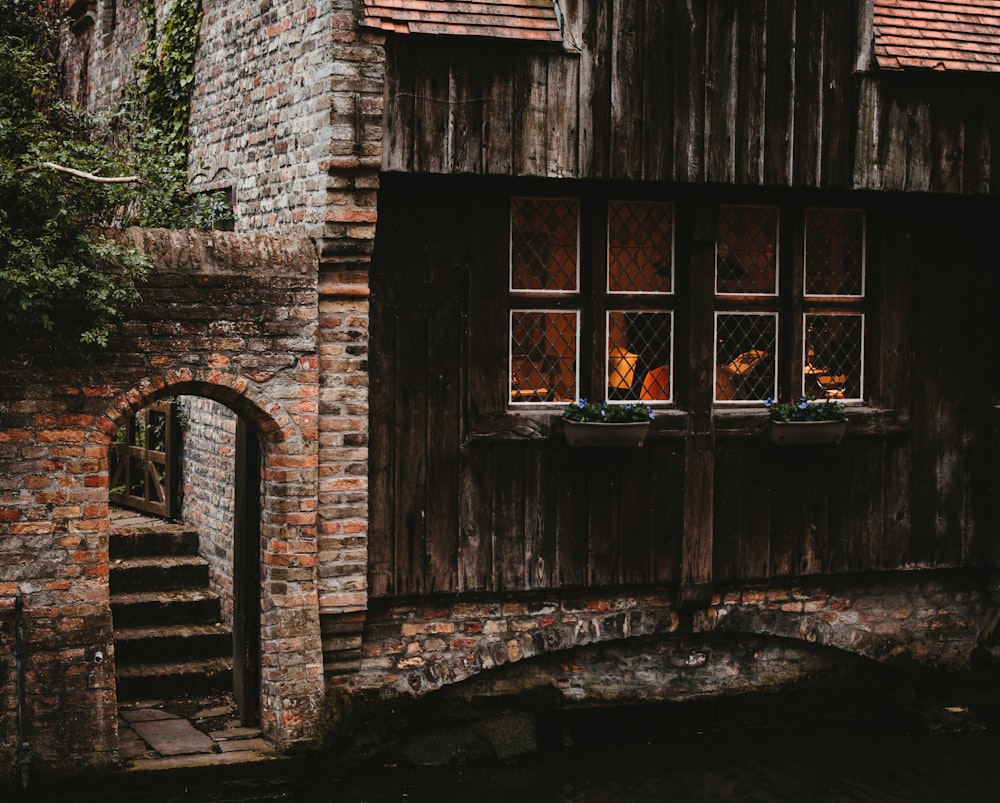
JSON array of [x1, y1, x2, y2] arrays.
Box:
[[314, 8, 384, 667]]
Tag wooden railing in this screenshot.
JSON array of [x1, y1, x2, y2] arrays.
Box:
[[109, 401, 179, 519]]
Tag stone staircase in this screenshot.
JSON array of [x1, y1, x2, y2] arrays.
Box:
[[110, 513, 233, 701]]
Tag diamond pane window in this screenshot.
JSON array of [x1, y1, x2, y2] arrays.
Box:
[[606, 311, 673, 402], [803, 313, 864, 401], [608, 201, 674, 294], [715, 313, 778, 402], [716, 205, 778, 295], [511, 198, 579, 292], [805, 209, 865, 297], [510, 310, 579, 404]]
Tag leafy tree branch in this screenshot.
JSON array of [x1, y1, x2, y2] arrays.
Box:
[[0, 0, 222, 346]]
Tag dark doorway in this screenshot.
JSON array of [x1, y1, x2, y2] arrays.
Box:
[[233, 417, 262, 726]]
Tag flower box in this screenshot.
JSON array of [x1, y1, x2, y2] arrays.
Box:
[[564, 420, 650, 447], [767, 419, 846, 445]]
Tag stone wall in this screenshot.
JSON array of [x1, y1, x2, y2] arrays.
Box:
[[179, 396, 238, 628], [0, 229, 324, 779], [350, 570, 995, 702]]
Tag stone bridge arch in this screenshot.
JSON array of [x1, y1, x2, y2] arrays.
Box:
[[99, 370, 325, 747], [359, 577, 985, 702]]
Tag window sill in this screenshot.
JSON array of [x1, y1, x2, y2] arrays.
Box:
[[464, 407, 909, 444], [712, 406, 910, 438]]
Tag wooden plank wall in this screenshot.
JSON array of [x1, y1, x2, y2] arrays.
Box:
[[369, 176, 1000, 598], [382, 0, 998, 195]]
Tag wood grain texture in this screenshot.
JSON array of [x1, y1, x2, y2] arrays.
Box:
[[382, 0, 997, 195]]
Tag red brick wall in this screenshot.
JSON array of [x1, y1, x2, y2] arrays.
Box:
[[0, 229, 325, 777]]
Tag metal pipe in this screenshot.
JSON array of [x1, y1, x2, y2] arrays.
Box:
[[14, 591, 30, 795]]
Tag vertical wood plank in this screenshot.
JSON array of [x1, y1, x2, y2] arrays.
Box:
[[735, 0, 768, 185], [452, 52, 485, 174], [819, 0, 859, 188], [392, 239, 430, 594], [546, 56, 580, 177], [673, 0, 707, 183], [586, 451, 620, 587], [929, 86, 966, 194], [712, 442, 742, 582], [764, 0, 794, 185], [579, 0, 612, 178], [680, 195, 717, 599], [367, 189, 397, 596], [555, 442, 591, 587], [792, 0, 822, 187], [493, 446, 528, 592], [618, 449, 653, 585], [962, 84, 993, 196], [704, 0, 738, 184], [459, 445, 494, 591], [513, 55, 548, 176], [647, 441, 684, 583], [482, 53, 515, 175], [610, 0, 643, 179], [383, 41, 415, 173], [880, 91, 910, 191], [738, 439, 772, 579], [641, 0, 674, 180], [423, 228, 464, 592], [412, 49, 451, 174], [852, 76, 882, 190]]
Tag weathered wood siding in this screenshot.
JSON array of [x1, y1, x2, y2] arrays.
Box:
[[369, 176, 999, 598], [382, 0, 999, 195]]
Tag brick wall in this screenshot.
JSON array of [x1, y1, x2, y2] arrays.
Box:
[[179, 396, 238, 628], [80, 0, 382, 620], [0, 229, 324, 779]]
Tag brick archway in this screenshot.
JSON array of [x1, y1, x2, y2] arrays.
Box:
[[100, 372, 325, 748], [0, 228, 325, 774]]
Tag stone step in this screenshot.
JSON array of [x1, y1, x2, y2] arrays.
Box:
[[115, 623, 232, 665], [110, 528, 200, 559], [111, 589, 223, 628], [116, 658, 233, 701], [110, 555, 210, 593]]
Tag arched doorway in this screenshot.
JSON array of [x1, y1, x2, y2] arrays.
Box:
[[104, 373, 326, 750], [109, 397, 262, 726]]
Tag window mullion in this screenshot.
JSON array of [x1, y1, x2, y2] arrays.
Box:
[[786, 204, 805, 402], [582, 195, 606, 401]]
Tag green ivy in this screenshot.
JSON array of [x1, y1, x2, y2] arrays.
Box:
[[125, 0, 224, 230], [0, 1, 224, 346], [137, 0, 203, 173]]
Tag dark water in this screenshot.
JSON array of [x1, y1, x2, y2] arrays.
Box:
[[32, 689, 1000, 802]]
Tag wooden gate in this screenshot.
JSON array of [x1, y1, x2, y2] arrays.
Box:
[[109, 401, 180, 518]]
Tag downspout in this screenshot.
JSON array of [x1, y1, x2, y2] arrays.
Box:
[[14, 590, 30, 794]]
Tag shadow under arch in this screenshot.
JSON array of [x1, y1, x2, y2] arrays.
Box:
[[98, 373, 325, 749], [424, 629, 897, 714]]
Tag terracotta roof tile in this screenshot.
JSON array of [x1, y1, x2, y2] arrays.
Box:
[[360, 0, 562, 43], [874, 1, 1000, 73]]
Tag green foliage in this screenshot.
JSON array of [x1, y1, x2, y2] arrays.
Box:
[[562, 399, 655, 423], [1, 1, 146, 344], [0, 0, 223, 345], [765, 396, 847, 422], [126, 0, 224, 229]]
